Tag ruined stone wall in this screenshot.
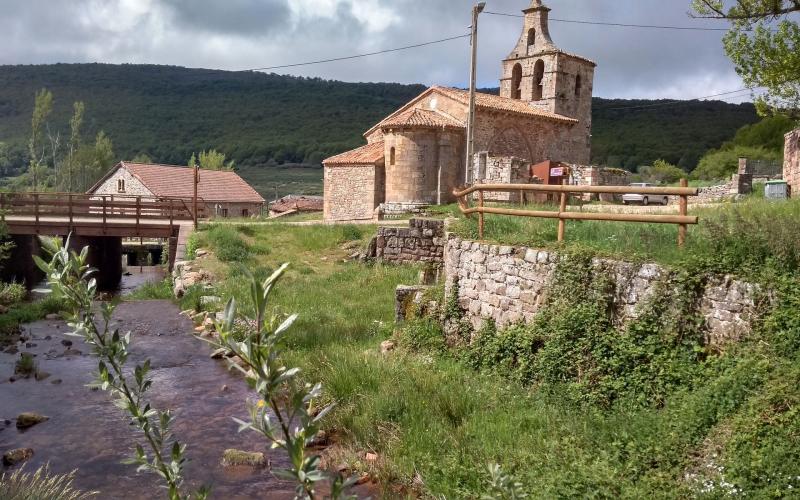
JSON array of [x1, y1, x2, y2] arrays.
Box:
[[785, 129, 800, 196], [569, 165, 630, 201], [374, 219, 445, 264], [472, 154, 533, 202], [323, 164, 378, 221], [444, 236, 761, 348]]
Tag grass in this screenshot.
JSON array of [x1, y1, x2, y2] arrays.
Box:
[[236, 163, 323, 200], [0, 465, 95, 499], [0, 295, 64, 339], [180, 208, 800, 497]]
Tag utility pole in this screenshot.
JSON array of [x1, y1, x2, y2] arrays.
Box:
[[193, 163, 199, 229], [465, 1, 486, 185]]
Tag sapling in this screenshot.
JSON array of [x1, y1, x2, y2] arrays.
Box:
[[200, 264, 356, 500], [35, 236, 208, 500]]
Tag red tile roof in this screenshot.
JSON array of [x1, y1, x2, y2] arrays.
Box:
[[433, 86, 578, 124], [378, 107, 464, 130], [95, 162, 265, 203], [323, 141, 385, 166]]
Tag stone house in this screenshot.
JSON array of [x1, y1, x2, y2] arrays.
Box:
[[323, 0, 596, 221], [88, 162, 265, 218], [784, 128, 800, 197]]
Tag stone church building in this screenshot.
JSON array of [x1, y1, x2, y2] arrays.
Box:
[[323, 0, 595, 221]]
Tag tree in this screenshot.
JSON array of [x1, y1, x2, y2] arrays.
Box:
[[639, 159, 687, 184], [65, 101, 85, 192], [692, 0, 800, 115], [28, 89, 53, 191], [0, 142, 10, 177], [75, 131, 116, 191], [131, 153, 153, 163], [188, 149, 234, 171]]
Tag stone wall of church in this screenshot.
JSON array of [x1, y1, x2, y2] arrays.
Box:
[[383, 129, 463, 205], [784, 128, 800, 197], [473, 154, 534, 202], [323, 164, 379, 221]]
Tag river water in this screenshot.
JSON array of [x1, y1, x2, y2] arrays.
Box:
[[1, 273, 302, 498]]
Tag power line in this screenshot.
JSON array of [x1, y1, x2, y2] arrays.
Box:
[[484, 11, 736, 31], [239, 33, 470, 72], [602, 88, 761, 110]]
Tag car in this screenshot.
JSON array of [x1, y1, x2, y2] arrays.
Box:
[[622, 183, 669, 206]]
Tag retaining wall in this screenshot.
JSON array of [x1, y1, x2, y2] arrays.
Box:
[[373, 219, 445, 264]]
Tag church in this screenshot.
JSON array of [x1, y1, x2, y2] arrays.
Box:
[[323, 0, 596, 221]]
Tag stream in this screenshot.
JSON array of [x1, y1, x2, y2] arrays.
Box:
[[1, 269, 300, 499]]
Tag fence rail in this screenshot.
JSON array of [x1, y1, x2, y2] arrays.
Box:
[[453, 180, 700, 247], [0, 192, 197, 230]]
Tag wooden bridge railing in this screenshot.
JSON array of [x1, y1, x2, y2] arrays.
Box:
[[453, 180, 700, 247], [0, 192, 197, 228]]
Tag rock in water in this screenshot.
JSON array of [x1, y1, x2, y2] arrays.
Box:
[[45, 313, 60, 320], [221, 449, 266, 467], [3, 448, 34, 466], [16, 412, 49, 429]]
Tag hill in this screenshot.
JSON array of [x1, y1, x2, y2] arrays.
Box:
[[0, 64, 760, 187]]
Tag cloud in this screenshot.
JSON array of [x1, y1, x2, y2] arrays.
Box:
[[0, 0, 748, 101]]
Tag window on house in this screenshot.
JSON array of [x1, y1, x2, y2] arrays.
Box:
[[241, 208, 249, 217], [221, 208, 229, 218], [390, 147, 396, 166], [533, 60, 545, 100], [575, 74, 582, 96], [117, 178, 125, 193], [527, 28, 536, 47], [511, 63, 523, 100]]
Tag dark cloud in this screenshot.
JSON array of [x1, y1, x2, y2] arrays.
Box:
[[0, 0, 748, 101]]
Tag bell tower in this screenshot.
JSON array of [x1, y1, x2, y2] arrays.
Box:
[[499, 0, 596, 162]]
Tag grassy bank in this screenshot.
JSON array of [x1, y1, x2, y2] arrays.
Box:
[[183, 217, 800, 498]]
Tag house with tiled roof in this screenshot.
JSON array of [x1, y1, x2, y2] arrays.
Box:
[[88, 162, 265, 218], [323, 0, 596, 221]]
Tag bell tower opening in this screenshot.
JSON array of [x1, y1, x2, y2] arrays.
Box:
[[511, 64, 523, 100], [532, 60, 544, 101], [527, 28, 536, 49], [575, 74, 582, 96]]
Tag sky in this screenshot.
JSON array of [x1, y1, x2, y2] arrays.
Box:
[[0, 0, 761, 102]]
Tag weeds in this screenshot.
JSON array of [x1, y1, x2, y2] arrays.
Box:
[[0, 282, 26, 306], [0, 465, 96, 500]]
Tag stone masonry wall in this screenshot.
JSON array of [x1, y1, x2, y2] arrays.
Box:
[[444, 236, 761, 348], [785, 128, 800, 196], [92, 167, 154, 197], [323, 164, 378, 221], [473, 154, 532, 202], [373, 219, 445, 264]]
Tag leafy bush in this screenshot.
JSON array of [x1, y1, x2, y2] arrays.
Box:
[[400, 317, 447, 354], [636, 159, 687, 184], [0, 282, 26, 306], [692, 145, 779, 181]]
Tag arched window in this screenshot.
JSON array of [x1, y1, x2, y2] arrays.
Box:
[[533, 60, 545, 100], [575, 74, 582, 97], [527, 28, 536, 47], [390, 147, 396, 166], [511, 63, 523, 100]]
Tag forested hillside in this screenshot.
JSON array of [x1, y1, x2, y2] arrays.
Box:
[[0, 63, 759, 175]]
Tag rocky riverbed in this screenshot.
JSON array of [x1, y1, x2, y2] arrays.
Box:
[[0, 300, 297, 499]]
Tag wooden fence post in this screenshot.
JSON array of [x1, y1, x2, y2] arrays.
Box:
[[136, 196, 141, 234], [34, 193, 39, 225], [0, 193, 5, 222], [68, 194, 73, 225], [102, 196, 107, 226], [478, 189, 485, 240], [679, 178, 688, 247], [557, 192, 567, 242]]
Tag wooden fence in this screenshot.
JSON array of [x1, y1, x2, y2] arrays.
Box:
[[453, 180, 699, 247], [0, 192, 197, 228]]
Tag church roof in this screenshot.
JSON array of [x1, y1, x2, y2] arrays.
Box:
[[378, 107, 464, 130], [433, 86, 579, 124], [323, 141, 385, 166]]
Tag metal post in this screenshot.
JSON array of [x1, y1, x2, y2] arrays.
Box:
[[464, 2, 486, 185], [679, 178, 688, 247], [193, 164, 199, 229], [478, 189, 485, 240]]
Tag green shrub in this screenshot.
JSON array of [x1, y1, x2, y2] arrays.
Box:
[[339, 224, 363, 242], [692, 145, 779, 181], [0, 282, 26, 306], [206, 225, 250, 262], [399, 317, 447, 353]]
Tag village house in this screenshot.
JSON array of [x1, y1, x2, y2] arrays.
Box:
[[785, 128, 800, 197], [323, 0, 604, 221], [88, 162, 265, 218]]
